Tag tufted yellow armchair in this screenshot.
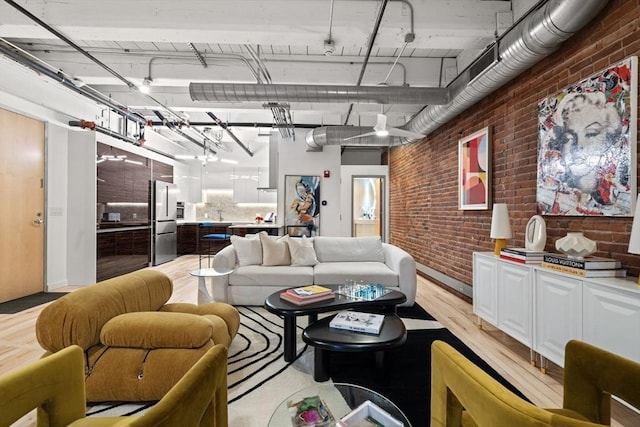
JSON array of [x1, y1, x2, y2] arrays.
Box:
[[431, 339, 640, 427], [0, 344, 228, 427]]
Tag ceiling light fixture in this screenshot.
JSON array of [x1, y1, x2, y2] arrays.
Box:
[[139, 77, 152, 94]]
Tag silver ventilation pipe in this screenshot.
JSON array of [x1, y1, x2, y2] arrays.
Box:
[[306, 0, 610, 150], [190, 83, 450, 105], [306, 126, 392, 150]]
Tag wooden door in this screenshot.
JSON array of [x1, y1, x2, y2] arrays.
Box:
[[0, 108, 45, 302]]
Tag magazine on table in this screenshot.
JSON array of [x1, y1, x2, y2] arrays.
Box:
[[329, 311, 385, 335], [288, 395, 334, 427]]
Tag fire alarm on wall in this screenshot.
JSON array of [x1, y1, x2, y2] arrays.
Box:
[[324, 170, 330, 178]]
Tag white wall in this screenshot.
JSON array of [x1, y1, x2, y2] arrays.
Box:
[[45, 124, 69, 289], [66, 131, 97, 285], [278, 129, 343, 236]]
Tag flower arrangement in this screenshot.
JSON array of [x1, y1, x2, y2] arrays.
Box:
[[255, 213, 264, 224]]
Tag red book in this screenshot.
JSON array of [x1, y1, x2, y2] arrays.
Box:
[[499, 253, 542, 264], [280, 291, 335, 306]]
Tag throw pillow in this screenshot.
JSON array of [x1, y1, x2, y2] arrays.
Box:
[[230, 234, 262, 266], [260, 232, 291, 266], [287, 235, 319, 266]]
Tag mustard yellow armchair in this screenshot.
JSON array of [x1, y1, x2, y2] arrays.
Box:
[[431, 339, 640, 427], [0, 344, 228, 427]]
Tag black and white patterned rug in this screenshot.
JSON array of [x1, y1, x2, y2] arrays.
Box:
[[86, 305, 522, 426]]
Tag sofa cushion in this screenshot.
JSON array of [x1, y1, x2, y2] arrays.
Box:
[[287, 235, 319, 266], [231, 234, 262, 266], [313, 236, 385, 263], [229, 265, 314, 286], [260, 232, 291, 266], [313, 261, 399, 286], [100, 312, 214, 349]]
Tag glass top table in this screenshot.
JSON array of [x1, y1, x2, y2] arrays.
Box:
[[268, 382, 411, 426], [189, 268, 233, 304]]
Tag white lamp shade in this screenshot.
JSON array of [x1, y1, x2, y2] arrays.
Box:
[[628, 195, 640, 254], [490, 203, 513, 239]]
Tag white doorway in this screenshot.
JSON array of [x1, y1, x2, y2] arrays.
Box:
[[352, 176, 384, 238]]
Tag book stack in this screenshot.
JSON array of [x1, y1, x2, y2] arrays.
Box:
[[280, 285, 335, 306], [541, 254, 626, 278], [499, 247, 547, 264], [329, 311, 385, 334]]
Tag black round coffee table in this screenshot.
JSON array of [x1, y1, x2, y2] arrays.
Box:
[[302, 313, 407, 382], [264, 285, 406, 362]]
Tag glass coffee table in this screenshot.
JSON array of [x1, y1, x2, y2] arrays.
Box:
[[264, 285, 406, 362], [268, 383, 410, 426]]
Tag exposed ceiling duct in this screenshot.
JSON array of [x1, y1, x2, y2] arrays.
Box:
[[305, 0, 610, 150], [189, 83, 450, 105]]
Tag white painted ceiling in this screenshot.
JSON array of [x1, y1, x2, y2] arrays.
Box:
[[0, 0, 539, 169]]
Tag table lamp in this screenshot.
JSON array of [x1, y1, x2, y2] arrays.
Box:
[[490, 203, 512, 256], [627, 195, 640, 285]]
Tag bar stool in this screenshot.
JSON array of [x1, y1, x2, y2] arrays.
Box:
[[197, 223, 231, 268]]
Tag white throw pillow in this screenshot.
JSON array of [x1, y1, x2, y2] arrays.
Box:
[[260, 232, 291, 266], [287, 235, 319, 266], [230, 234, 262, 266]]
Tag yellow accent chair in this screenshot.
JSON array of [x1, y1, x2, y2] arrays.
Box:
[[35, 269, 240, 402], [0, 344, 228, 427], [431, 339, 640, 426]]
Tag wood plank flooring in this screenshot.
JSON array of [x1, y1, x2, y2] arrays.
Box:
[[1, 255, 637, 426]]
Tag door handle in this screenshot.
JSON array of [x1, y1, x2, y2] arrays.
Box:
[[33, 218, 44, 224]]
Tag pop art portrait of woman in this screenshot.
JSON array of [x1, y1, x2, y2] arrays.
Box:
[[536, 56, 637, 216]]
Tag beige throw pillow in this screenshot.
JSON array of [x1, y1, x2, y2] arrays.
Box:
[[230, 233, 262, 266], [260, 232, 291, 266], [287, 235, 319, 266]]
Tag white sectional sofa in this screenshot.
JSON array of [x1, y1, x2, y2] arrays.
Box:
[[208, 233, 416, 306]]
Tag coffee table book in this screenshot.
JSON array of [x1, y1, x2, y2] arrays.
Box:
[[338, 400, 404, 427], [329, 311, 385, 334], [540, 262, 627, 278], [280, 291, 336, 306], [288, 285, 333, 297], [542, 254, 622, 270]]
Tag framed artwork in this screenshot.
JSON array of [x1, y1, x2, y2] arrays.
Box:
[[459, 127, 491, 210], [536, 56, 638, 216], [284, 175, 320, 237]]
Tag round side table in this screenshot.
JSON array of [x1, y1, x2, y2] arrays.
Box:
[[189, 268, 233, 304]]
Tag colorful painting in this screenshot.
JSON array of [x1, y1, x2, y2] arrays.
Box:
[[459, 127, 491, 210], [536, 56, 638, 216], [284, 175, 320, 237]]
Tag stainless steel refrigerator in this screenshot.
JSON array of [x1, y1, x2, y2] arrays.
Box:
[[152, 180, 178, 265]]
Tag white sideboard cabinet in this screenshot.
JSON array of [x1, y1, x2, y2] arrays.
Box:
[[472, 252, 640, 372]]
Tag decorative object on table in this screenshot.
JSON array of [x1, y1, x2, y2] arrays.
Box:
[[499, 248, 546, 264], [255, 213, 264, 224], [338, 400, 404, 427], [536, 56, 637, 217], [628, 194, 640, 285], [285, 175, 320, 237], [329, 311, 385, 335], [554, 232, 597, 259], [337, 282, 391, 301], [524, 215, 546, 251], [287, 395, 334, 427], [280, 285, 335, 306], [458, 126, 491, 210], [490, 203, 512, 256]]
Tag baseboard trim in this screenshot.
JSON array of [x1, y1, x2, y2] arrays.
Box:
[[416, 262, 473, 299], [46, 280, 68, 291]]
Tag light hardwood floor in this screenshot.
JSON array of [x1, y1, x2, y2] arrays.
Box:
[[1, 255, 637, 426]]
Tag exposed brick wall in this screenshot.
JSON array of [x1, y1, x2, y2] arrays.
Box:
[[388, 0, 640, 286]]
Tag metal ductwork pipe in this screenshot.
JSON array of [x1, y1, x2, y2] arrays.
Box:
[[306, 0, 610, 150], [190, 83, 450, 105], [305, 126, 393, 150]]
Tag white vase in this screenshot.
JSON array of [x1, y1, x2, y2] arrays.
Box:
[[555, 232, 597, 259]]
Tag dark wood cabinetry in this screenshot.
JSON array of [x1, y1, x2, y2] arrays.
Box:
[[97, 228, 151, 282], [96, 142, 174, 281], [178, 224, 199, 255]]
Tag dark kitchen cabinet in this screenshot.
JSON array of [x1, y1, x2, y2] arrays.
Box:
[[178, 224, 198, 255], [96, 228, 151, 281]]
